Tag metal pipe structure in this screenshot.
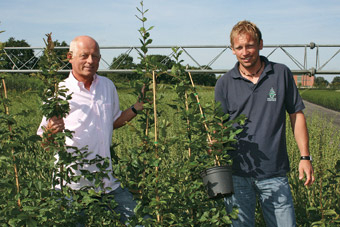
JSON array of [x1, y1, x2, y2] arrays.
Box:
[[1, 43, 340, 76]]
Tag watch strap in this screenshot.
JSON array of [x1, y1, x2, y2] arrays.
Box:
[[300, 156, 312, 161], [131, 105, 138, 114]]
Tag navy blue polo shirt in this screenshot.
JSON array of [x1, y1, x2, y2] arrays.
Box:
[[215, 56, 305, 179]]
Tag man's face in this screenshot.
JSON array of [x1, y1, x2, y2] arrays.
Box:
[[231, 33, 263, 70], [69, 38, 101, 81]]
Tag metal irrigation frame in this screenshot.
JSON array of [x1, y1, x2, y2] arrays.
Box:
[[1, 43, 340, 76]]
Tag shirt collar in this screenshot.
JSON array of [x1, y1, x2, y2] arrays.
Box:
[[67, 72, 99, 90], [232, 56, 272, 79]]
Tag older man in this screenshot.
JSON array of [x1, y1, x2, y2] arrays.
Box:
[[38, 35, 143, 224]]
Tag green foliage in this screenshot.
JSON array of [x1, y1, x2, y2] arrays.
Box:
[[0, 33, 125, 226], [188, 65, 217, 86], [314, 76, 329, 89], [0, 37, 38, 70], [286, 114, 340, 226], [108, 53, 140, 82], [111, 6, 242, 224], [331, 76, 340, 89], [2, 73, 45, 92], [300, 89, 340, 112], [0, 28, 7, 69], [107, 52, 217, 86], [2, 78, 340, 226], [2, 3, 340, 227], [206, 102, 246, 166], [0, 35, 69, 71], [38, 33, 71, 119], [37, 39, 70, 72]]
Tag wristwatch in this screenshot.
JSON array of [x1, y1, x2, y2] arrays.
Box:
[[131, 105, 138, 114], [300, 155, 312, 161]]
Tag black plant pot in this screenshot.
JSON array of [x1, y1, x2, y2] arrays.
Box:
[[200, 165, 234, 199]]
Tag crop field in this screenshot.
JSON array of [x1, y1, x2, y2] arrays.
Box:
[[1, 0, 340, 224], [300, 89, 340, 112], [1, 2, 340, 224], [1, 83, 340, 226], [113, 87, 340, 226]]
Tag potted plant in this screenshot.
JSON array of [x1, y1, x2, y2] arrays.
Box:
[[200, 102, 246, 199]]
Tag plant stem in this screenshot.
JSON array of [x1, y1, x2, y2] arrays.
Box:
[[1, 78, 21, 208], [317, 129, 324, 220], [152, 71, 161, 223], [185, 92, 191, 157], [153, 72, 158, 155], [187, 72, 220, 165]]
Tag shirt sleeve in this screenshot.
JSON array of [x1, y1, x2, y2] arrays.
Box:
[[215, 77, 229, 114], [37, 116, 48, 136], [285, 68, 305, 114], [111, 83, 122, 123]]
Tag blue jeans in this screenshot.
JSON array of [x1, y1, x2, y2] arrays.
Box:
[[108, 186, 138, 224], [74, 186, 141, 227], [224, 175, 296, 227]]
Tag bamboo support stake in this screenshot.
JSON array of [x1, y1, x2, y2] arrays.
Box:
[[141, 108, 149, 199], [185, 92, 191, 157], [153, 73, 158, 155], [185, 91, 195, 219], [187, 72, 220, 165], [1, 78, 21, 208], [145, 110, 149, 136], [152, 71, 161, 223], [187, 72, 212, 142]]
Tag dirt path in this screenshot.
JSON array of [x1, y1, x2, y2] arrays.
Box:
[[302, 100, 340, 129]]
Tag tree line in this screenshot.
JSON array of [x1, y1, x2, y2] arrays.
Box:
[[0, 37, 217, 86], [314, 76, 340, 89], [2, 37, 340, 88]]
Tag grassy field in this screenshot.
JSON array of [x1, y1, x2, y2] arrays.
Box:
[[300, 89, 340, 112], [2, 85, 340, 226]]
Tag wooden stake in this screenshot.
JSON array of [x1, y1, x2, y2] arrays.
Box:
[[153, 72, 158, 153], [1, 78, 21, 208], [187, 72, 220, 165], [152, 71, 161, 223], [185, 92, 191, 157]]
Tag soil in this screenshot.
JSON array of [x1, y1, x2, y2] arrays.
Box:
[[303, 100, 340, 129]]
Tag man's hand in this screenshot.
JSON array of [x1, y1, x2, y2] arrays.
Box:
[[135, 83, 146, 111], [299, 160, 315, 186], [133, 101, 144, 112], [47, 116, 65, 134]]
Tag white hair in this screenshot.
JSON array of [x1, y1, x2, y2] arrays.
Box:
[[69, 39, 78, 57]]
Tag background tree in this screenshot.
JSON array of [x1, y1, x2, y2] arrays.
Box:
[[38, 39, 70, 79], [0, 37, 38, 70], [137, 54, 179, 84], [331, 76, 340, 89], [52, 40, 70, 69], [188, 65, 217, 86], [314, 76, 329, 89], [108, 53, 139, 82], [0, 25, 5, 69]]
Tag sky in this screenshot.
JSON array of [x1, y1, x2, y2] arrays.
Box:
[[1, 0, 340, 81]]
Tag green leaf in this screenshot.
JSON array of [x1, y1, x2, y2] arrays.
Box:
[[323, 209, 338, 216]]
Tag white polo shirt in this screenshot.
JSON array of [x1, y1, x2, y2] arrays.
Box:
[[37, 72, 122, 192]]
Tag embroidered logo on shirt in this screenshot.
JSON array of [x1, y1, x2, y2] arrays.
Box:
[[267, 87, 277, 102]]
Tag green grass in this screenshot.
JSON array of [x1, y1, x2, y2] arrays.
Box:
[[300, 89, 340, 112]]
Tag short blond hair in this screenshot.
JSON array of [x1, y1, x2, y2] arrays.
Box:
[[230, 20, 262, 47]]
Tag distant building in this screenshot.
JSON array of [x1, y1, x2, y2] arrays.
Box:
[[293, 75, 314, 88]]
